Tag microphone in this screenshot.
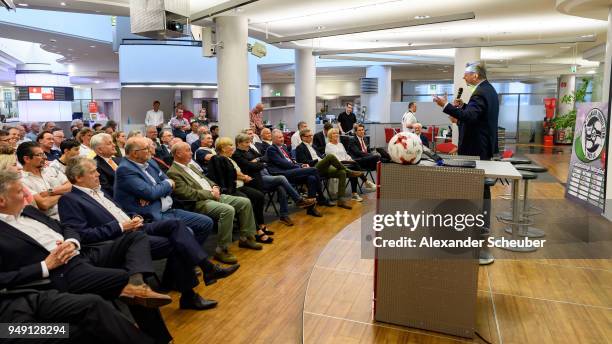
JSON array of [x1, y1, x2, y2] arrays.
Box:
[[456, 87, 464, 100]]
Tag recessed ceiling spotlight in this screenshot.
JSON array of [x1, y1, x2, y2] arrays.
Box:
[[316, 26, 325, 30], [560, 46, 571, 49], [235, 7, 243, 12], [60, 2, 66, 6], [94, 80, 101, 84], [580, 34, 594, 38], [90, 45, 96, 48], [414, 15, 430, 20], [49, 39, 56, 42], [17, 3, 28, 6], [586, 70, 596, 74]]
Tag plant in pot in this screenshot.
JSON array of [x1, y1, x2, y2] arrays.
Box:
[[552, 78, 590, 144]]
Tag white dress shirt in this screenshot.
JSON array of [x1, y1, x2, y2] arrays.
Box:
[[46, 160, 69, 186], [305, 142, 320, 162], [130, 159, 173, 212], [251, 134, 262, 144], [291, 131, 302, 148], [229, 158, 244, 188], [0, 212, 80, 278], [325, 142, 352, 162], [79, 144, 94, 158], [401, 111, 417, 132], [250, 143, 260, 155], [73, 185, 131, 225], [21, 171, 61, 219], [145, 110, 164, 127], [175, 161, 213, 191]]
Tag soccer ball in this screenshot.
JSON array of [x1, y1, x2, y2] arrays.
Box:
[[387, 132, 423, 165]]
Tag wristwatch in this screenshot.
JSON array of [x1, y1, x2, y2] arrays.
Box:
[[47, 188, 54, 196]]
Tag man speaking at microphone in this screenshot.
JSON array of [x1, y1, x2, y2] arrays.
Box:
[[433, 61, 499, 265], [433, 61, 499, 160]]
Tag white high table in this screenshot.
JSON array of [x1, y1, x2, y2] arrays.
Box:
[[473, 160, 537, 253]]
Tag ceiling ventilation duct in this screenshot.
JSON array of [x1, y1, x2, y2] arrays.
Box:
[[130, 0, 189, 39]]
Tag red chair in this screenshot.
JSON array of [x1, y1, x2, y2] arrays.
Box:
[[435, 142, 458, 154], [502, 150, 514, 158], [384, 128, 400, 143]]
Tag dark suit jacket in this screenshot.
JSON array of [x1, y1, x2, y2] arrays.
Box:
[[58, 187, 130, 245], [346, 136, 371, 159], [0, 206, 80, 289], [193, 147, 215, 171], [206, 156, 238, 195], [114, 158, 173, 221], [255, 141, 271, 155], [154, 143, 173, 167], [94, 155, 121, 198], [443, 80, 499, 160], [295, 142, 323, 167], [312, 131, 326, 155], [265, 144, 301, 174], [231, 149, 264, 190]]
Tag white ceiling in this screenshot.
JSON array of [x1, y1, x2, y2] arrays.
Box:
[[4, 0, 610, 83]]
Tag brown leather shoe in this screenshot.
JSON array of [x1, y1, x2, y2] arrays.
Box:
[[296, 198, 316, 208], [279, 216, 294, 226], [120, 284, 172, 308], [348, 170, 363, 178], [337, 200, 353, 210]]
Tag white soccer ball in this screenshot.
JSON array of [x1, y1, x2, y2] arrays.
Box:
[[387, 132, 423, 165]]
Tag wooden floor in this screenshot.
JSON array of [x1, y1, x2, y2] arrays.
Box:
[[163, 145, 611, 344]]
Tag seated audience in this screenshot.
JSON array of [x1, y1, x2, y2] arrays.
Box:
[[0, 171, 172, 306], [346, 124, 380, 187], [26, 122, 40, 142], [233, 133, 316, 226], [266, 129, 333, 216], [48, 139, 81, 184], [168, 142, 263, 263], [0, 129, 13, 149], [92, 123, 103, 132], [114, 137, 215, 257], [325, 128, 373, 201], [8, 127, 21, 148], [208, 138, 273, 244], [127, 130, 142, 139], [190, 126, 209, 152], [42, 121, 56, 132], [91, 133, 122, 197], [313, 122, 333, 155], [0, 147, 34, 206], [255, 127, 272, 154], [51, 127, 65, 151], [186, 121, 200, 145], [59, 157, 237, 310], [295, 128, 362, 208], [210, 125, 219, 144], [18, 142, 72, 220], [413, 123, 430, 147], [37, 130, 61, 161], [193, 133, 216, 171], [156, 129, 174, 167], [170, 109, 189, 141], [76, 128, 95, 158], [113, 130, 127, 157], [193, 107, 209, 126], [290, 121, 308, 148]]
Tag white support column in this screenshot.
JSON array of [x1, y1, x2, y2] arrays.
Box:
[[451, 47, 481, 145], [603, 7, 612, 221], [180, 89, 193, 112], [364, 65, 392, 123], [215, 16, 249, 138], [294, 48, 316, 130]]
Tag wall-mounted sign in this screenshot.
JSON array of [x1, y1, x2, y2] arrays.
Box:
[[28, 87, 54, 100], [88, 101, 98, 114], [16, 86, 74, 101], [274, 91, 281, 97]]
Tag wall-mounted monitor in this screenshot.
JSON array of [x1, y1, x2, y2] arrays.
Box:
[[16, 87, 74, 101]]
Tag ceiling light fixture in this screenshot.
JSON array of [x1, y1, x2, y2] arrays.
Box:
[[414, 15, 430, 20], [316, 26, 325, 30], [580, 34, 594, 38], [90, 45, 96, 48], [17, 3, 28, 6], [60, 2, 66, 6]]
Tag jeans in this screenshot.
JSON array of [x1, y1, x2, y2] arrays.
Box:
[[160, 208, 213, 246], [262, 173, 302, 217]]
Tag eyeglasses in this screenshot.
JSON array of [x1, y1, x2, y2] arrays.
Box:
[[32, 153, 46, 158], [134, 147, 149, 152], [303, 135, 313, 138]]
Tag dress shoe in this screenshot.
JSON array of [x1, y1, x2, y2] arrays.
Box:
[[203, 263, 240, 286], [306, 207, 323, 217], [179, 293, 218, 310], [214, 248, 238, 264], [120, 284, 172, 308], [337, 200, 353, 210], [279, 216, 294, 226], [296, 198, 316, 208], [239, 238, 263, 250]]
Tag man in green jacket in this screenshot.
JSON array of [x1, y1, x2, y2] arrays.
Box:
[[167, 142, 261, 264]]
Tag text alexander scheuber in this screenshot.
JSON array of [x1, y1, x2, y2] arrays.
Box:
[[371, 211, 546, 249]]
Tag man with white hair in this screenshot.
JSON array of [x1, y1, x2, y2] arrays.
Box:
[[91, 133, 122, 197]]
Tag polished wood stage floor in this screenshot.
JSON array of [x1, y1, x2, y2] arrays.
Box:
[[162, 145, 611, 344]]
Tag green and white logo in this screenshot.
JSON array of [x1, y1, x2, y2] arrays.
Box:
[[574, 108, 606, 162]]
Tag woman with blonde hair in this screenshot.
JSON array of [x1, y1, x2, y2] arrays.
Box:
[[76, 127, 95, 157], [324, 128, 369, 201], [207, 137, 273, 243], [112, 130, 127, 157]]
